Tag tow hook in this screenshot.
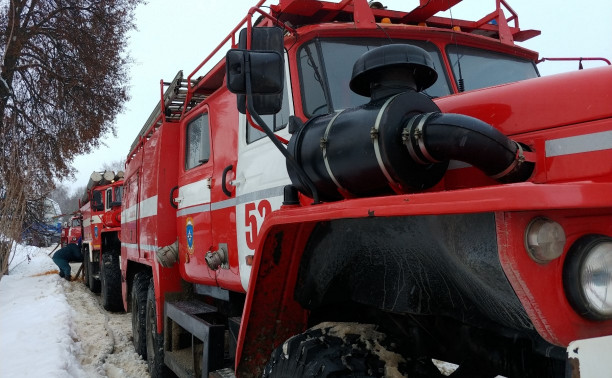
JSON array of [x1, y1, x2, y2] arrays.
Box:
[[205, 244, 229, 270]]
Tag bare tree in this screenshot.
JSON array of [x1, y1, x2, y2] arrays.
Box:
[[50, 183, 83, 218], [0, 0, 142, 275], [101, 159, 126, 174]]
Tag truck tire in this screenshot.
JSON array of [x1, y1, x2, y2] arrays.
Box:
[[146, 278, 170, 378], [88, 253, 101, 294], [262, 322, 415, 378], [101, 253, 123, 312], [83, 250, 90, 288], [132, 272, 150, 358]]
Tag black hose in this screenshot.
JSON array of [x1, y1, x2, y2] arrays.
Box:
[[403, 112, 534, 183]]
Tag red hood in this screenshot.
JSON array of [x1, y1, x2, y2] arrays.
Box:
[[434, 66, 612, 136]]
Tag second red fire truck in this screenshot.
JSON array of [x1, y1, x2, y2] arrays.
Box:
[[80, 170, 124, 311], [119, 0, 612, 377], [60, 214, 82, 248]]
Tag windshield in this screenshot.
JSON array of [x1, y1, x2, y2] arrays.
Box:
[[298, 38, 450, 117], [114, 186, 123, 204], [447, 45, 539, 91], [298, 38, 539, 117]]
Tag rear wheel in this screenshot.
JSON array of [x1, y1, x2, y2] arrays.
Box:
[[146, 278, 170, 378], [262, 322, 418, 377], [132, 272, 150, 358], [101, 253, 123, 312]]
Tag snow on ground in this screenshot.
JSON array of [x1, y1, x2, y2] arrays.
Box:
[[0, 243, 149, 378]]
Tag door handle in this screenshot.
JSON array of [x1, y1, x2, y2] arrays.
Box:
[[222, 165, 233, 197], [169, 186, 179, 209]]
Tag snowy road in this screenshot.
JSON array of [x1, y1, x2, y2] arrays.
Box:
[[0, 245, 150, 378], [62, 272, 150, 378]]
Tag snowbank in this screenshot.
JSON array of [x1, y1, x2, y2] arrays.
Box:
[[0, 244, 87, 377]]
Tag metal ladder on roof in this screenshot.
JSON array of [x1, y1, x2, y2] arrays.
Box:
[[129, 70, 207, 153]]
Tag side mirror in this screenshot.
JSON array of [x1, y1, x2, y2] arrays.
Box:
[[226, 50, 284, 95], [226, 26, 285, 115]]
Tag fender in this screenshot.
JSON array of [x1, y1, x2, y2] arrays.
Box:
[[235, 210, 313, 377], [82, 242, 92, 262], [235, 180, 612, 376]]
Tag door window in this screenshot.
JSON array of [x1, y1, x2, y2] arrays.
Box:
[[185, 114, 211, 170], [106, 189, 112, 210]]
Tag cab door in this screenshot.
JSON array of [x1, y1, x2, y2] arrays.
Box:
[[175, 106, 216, 285], [233, 57, 293, 292], [122, 172, 140, 259]]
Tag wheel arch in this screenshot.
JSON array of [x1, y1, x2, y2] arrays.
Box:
[[236, 219, 315, 377], [124, 260, 152, 312]]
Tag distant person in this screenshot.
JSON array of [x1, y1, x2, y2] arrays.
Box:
[[52, 237, 83, 281]]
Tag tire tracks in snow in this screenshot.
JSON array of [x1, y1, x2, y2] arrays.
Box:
[[61, 272, 150, 378]]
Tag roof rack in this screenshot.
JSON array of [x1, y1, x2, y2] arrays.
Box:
[[270, 0, 540, 43]]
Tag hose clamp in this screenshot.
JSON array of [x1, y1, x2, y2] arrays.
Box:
[[322, 110, 346, 191], [416, 112, 439, 163], [403, 112, 437, 165], [373, 94, 401, 186], [490, 142, 524, 180]]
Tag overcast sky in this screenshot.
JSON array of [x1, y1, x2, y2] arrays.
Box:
[[63, 0, 612, 192]]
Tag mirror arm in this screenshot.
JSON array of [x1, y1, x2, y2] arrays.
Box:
[[244, 58, 320, 204], [245, 112, 289, 144]]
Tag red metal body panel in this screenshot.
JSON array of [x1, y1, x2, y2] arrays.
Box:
[[237, 181, 612, 374], [121, 117, 183, 324], [209, 92, 243, 292], [176, 105, 217, 287], [175, 93, 244, 292], [497, 209, 612, 346], [435, 66, 612, 136], [80, 200, 102, 252]]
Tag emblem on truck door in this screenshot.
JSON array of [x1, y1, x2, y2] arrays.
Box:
[[186, 217, 194, 253]]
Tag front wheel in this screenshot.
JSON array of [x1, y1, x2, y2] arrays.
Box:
[[262, 322, 416, 377], [82, 249, 90, 288], [88, 250, 101, 293], [100, 253, 123, 312]]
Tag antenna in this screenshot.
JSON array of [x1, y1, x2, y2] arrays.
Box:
[[449, 6, 465, 92]]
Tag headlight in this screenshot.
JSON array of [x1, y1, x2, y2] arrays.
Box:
[[525, 217, 566, 263], [563, 235, 612, 320]]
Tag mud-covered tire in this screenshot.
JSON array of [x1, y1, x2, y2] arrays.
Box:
[[82, 250, 90, 288], [132, 272, 150, 359], [262, 322, 410, 377], [101, 253, 123, 312], [88, 252, 101, 293], [146, 278, 170, 378]]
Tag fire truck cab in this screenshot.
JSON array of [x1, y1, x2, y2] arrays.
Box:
[[81, 173, 124, 311], [121, 1, 612, 377], [60, 214, 82, 248]]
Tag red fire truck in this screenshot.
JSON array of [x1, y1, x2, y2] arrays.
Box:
[[121, 1, 612, 377], [60, 214, 82, 248], [80, 171, 124, 311]]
